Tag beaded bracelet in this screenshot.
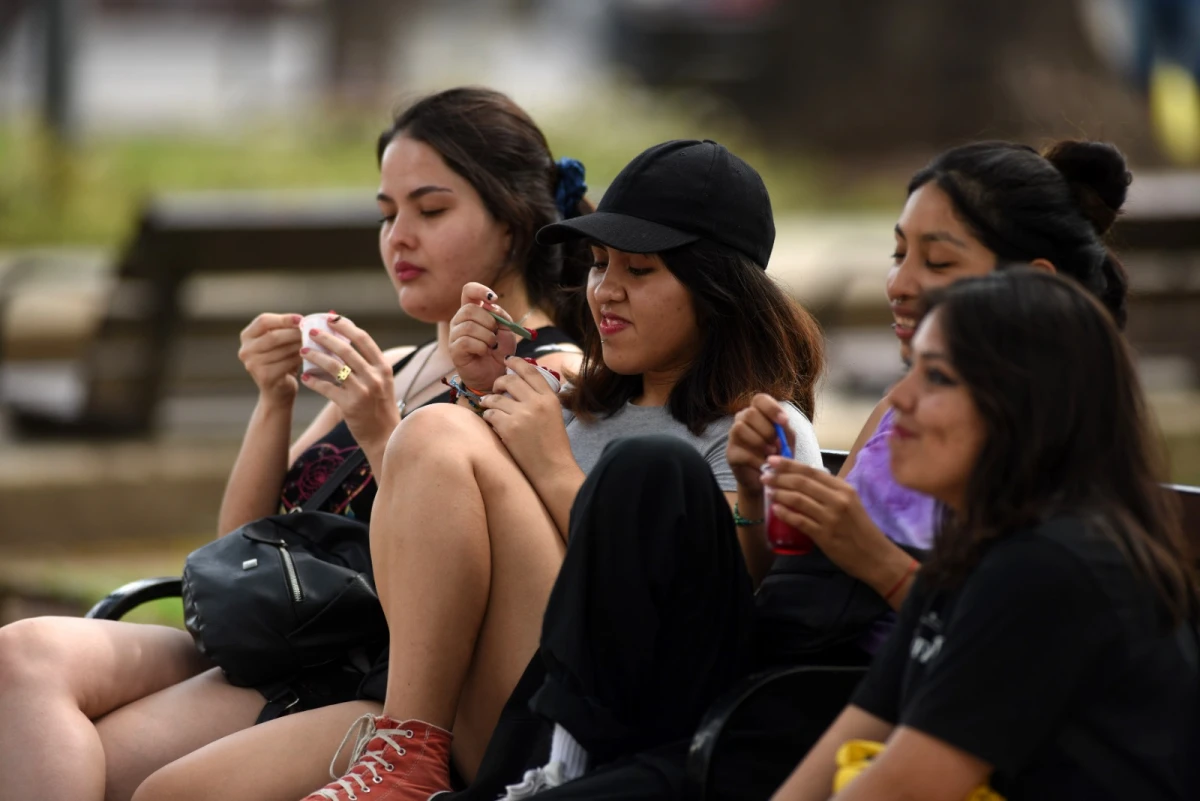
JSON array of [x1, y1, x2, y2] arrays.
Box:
[[732, 501, 764, 527]]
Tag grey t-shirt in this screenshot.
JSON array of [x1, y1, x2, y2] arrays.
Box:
[[563, 401, 822, 492]]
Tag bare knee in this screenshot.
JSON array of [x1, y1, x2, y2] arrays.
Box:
[[386, 403, 489, 465], [0, 617, 74, 692]]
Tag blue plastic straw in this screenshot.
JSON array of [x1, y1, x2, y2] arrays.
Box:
[[773, 421, 794, 460]]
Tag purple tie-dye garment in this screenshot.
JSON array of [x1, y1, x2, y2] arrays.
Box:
[[844, 406, 937, 653]]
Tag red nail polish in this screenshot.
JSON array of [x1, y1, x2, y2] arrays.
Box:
[[309, 329, 320, 337], [300, 347, 309, 354]]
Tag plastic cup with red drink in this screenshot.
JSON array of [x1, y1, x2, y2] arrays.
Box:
[[764, 420, 826, 556]]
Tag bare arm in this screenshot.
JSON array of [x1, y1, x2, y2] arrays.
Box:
[[531, 461, 588, 542], [217, 312, 308, 535], [217, 396, 296, 535], [773, 705, 895, 801], [217, 396, 348, 536], [733, 485, 772, 588], [218, 342, 414, 536], [830, 726, 993, 801]]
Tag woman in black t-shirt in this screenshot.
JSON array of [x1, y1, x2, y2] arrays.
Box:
[[0, 87, 587, 801], [775, 270, 1199, 801]]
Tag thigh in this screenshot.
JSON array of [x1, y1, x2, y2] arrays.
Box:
[[0, 616, 209, 717], [131, 700, 383, 801], [98, 666, 268, 801], [450, 418, 567, 777]]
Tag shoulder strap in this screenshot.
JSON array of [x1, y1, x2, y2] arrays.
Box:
[[300, 447, 368, 513]]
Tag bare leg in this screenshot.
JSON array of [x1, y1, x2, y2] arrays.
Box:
[[97, 667, 266, 801], [131, 700, 383, 801], [0, 617, 210, 801], [371, 404, 565, 779]]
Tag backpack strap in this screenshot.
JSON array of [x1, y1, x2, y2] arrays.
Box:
[[296, 342, 435, 515], [299, 448, 368, 513]]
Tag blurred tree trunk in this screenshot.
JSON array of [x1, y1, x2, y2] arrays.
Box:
[[324, 0, 414, 107], [738, 0, 1156, 162]]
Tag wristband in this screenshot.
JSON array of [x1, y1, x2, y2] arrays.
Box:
[[883, 559, 920, 603], [732, 501, 764, 527]]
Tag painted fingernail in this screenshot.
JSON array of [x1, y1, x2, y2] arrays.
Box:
[[300, 347, 310, 354], [329, 314, 342, 323], [291, 314, 302, 324], [300, 373, 311, 381], [309, 329, 320, 337], [486, 291, 495, 300]]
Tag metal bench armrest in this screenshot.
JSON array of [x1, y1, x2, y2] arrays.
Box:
[[85, 576, 183, 621], [686, 664, 868, 801]]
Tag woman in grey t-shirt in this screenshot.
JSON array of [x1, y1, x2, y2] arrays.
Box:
[[297, 139, 826, 801]]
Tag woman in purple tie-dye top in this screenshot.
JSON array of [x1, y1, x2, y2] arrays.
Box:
[[764, 140, 1135, 653]]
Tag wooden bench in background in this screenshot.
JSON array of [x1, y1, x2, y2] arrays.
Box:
[[2, 171, 1198, 440], [1, 191, 429, 438]]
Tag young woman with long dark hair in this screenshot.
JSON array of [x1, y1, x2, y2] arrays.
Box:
[[749, 139, 1140, 651], [0, 86, 590, 801], [775, 270, 1199, 801]]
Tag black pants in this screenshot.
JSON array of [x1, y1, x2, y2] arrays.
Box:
[[453, 436, 755, 801], [531, 435, 757, 763]]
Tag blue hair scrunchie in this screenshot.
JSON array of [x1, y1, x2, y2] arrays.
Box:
[[554, 157, 587, 220]]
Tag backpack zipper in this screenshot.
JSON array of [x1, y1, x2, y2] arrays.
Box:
[[277, 541, 303, 602]]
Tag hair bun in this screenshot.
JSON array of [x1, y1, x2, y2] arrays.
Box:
[[1042, 140, 1131, 236]]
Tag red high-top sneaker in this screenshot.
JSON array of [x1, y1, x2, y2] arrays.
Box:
[[305, 714, 453, 801]]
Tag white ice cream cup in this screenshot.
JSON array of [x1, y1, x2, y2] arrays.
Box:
[[504, 363, 562, 397], [300, 313, 351, 378]]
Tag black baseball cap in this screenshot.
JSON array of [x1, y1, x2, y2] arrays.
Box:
[[536, 139, 775, 268]]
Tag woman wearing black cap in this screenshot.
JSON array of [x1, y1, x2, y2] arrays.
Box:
[[288, 140, 826, 801]]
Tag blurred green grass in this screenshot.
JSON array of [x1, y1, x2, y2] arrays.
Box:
[[0, 89, 896, 248], [0, 539, 206, 627]]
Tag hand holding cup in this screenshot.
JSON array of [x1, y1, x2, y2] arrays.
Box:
[[237, 312, 305, 403]]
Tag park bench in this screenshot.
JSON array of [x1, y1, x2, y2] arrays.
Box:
[[3, 170, 1198, 439], [1, 190, 428, 438], [81, 450, 1200, 801]]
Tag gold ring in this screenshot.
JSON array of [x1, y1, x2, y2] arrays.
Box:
[[335, 364, 353, 385]]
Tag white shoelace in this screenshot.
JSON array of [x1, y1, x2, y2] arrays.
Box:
[[313, 714, 415, 801]]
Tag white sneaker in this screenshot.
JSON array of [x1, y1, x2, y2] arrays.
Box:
[[498, 761, 569, 800]]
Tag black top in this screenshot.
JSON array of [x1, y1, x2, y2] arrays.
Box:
[[277, 327, 575, 521], [852, 516, 1199, 801]]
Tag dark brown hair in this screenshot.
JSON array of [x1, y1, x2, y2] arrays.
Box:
[[922, 270, 1198, 626], [377, 87, 593, 340], [909, 140, 1132, 328], [563, 240, 824, 434]]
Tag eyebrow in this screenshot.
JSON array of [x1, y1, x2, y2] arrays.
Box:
[[894, 224, 968, 248], [375, 185, 453, 204], [918, 350, 950, 363]]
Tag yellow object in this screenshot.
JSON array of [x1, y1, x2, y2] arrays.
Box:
[[833, 739, 1005, 800], [1150, 63, 1200, 165], [335, 364, 353, 384]]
